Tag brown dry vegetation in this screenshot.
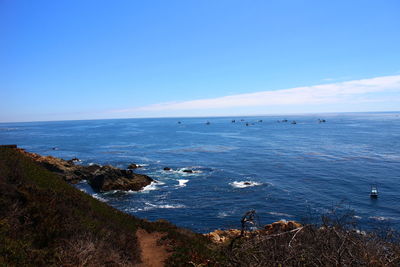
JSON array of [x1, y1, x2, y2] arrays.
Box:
[[220, 211, 400, 266]]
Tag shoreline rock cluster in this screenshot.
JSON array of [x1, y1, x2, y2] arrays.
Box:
[[205, 220, 302, 244], [18, 148, 153, 192]]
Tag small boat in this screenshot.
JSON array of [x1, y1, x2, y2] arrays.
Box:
[[370, 185, 378, 198]]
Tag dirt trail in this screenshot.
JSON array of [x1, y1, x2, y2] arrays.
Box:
[[136, 229, 171, 267]]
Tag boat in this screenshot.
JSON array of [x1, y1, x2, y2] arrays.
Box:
[[370, 185, 378, 198]]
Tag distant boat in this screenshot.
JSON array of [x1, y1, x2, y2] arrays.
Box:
[[370, 185, 378, 198]]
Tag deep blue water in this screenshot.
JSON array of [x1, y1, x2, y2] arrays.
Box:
[[1, 112, 399, 233]]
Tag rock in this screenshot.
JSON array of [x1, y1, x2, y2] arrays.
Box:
[[127, 163, 141, 169], [205, 229, 242, 244], [244, 182, 251, 185], [163, 167, 171, 171], [182, 169, 193, 173], [67, 157, 80, 164], [205, 220, 302, 244], [89, 165, 153, 192], [264, 220, 302, 234], [19, 149, 152, 191]]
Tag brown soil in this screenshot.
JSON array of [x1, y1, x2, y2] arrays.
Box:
[[136, 229, 171, 267]]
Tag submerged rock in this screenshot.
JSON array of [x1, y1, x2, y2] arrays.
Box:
[[182, 169, 193, 173], [67, 157, 80, 164], [127, 163, 141, 169], [163, 167, 172, 171]]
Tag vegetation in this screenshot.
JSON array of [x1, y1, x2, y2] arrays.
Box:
[[221, 208, 400, 266], [0, 147, 219, 266]]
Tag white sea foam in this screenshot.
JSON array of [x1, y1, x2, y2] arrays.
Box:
[[369, 216, 392, 221], [217, 210, 236, 218], [140, 181, 162, 192], [124, 202, 185, 213], [178, 168, 202, 174], [267, 212, 294, 217], [92, 193, 107, 202], [230, 181, 262, 188], [177, 179, 189, 187], [145, 202, 185, 209], [88, 162, 102, 167]]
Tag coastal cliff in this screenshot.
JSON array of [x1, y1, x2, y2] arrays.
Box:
[[16, 148, 153, 192]]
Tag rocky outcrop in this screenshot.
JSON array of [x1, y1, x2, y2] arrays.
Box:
[[206, 229, 242, 244], [89, 165, 153, 192], [205, 220, 302, 244], [19, 149, 153, 192], [264, 220, 302, 234]]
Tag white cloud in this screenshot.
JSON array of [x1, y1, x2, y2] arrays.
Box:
[[113, 75, 400, 115]]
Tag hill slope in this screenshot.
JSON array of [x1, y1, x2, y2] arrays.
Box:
[[0, 147, 219, 266]]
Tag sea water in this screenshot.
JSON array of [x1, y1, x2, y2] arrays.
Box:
[[1, 112, 399, 232]]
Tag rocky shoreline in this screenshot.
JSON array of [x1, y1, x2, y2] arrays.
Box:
[[16, 148, 153, 192], [205, 220, 302, 244]]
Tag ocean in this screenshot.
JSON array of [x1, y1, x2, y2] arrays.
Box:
[[1, 112, 399, 233]]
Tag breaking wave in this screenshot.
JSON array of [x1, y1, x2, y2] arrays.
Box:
[[230, 181, 262, 188], [177, 179, 189, 187]]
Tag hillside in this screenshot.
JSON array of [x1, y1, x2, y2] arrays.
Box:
[[0, 147, 219, 266]]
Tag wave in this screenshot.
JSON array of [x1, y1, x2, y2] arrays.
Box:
[[166, 168, 203, 175], [369, 216, 393, 221], [267, 211, 294, 217], [124, 202, 185, 213], [177, 179, 189, 187], [139, 181, 163, 193], [217, 210, 236, 218], [145, 202, 185, 209], [92, 193, 107, 202], [230, 181, 262, 188]]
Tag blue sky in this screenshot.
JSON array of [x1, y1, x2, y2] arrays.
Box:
[[1, 0, 400, 122]]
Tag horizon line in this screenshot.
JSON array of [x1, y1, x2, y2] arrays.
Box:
[[1, 110, 399, 124]]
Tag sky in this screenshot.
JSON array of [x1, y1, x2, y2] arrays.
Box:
[[1, 0, 400, 122]]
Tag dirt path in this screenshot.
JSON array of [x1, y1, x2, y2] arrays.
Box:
[[136, 229, 171, 267]]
